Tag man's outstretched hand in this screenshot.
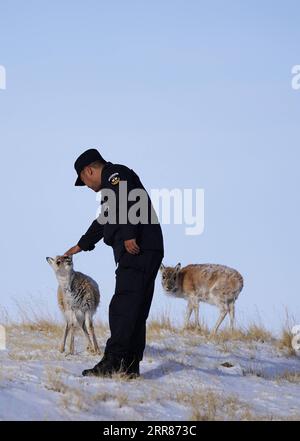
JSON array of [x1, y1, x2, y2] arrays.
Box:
[[124, 238, 140, 255], [64, 244, 82, 257]]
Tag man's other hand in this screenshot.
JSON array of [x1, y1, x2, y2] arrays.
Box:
[[124, 239, 140, 255], [63, 245, 82, 256]]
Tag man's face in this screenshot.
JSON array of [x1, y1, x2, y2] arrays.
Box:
[[80, 165, 101, 192]]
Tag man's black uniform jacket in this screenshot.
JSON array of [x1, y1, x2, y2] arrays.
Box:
[[77, 162, 164, 263]]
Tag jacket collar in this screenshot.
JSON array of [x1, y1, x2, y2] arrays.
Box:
[[99, 161, 113, 189]]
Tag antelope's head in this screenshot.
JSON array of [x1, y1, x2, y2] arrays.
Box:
[[159, 262, 181, 294], [46, 255, 73, 276]]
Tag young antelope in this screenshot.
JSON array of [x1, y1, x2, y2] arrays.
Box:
[[46, 255, 100, 355]]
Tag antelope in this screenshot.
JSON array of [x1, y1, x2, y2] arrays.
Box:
[[160, 263, 244, 334], [46, 255, 100, 355]]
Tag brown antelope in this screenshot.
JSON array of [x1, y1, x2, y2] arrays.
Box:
[[160, 263, 244, 334]]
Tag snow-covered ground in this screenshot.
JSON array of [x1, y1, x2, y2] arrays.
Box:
[[0, 322, 300, 421]]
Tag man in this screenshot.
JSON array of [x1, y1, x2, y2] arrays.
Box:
[[64, 148, 164, 379]]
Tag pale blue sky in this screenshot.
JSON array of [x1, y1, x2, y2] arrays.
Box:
[[0, 1, 299, 332]]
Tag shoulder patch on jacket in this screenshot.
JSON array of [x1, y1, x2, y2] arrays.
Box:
[[108, 172, 120, 185]]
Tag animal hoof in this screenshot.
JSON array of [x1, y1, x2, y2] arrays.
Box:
[[86, 346, 101, 355]]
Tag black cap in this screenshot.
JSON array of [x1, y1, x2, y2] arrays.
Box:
[[74, 148, 106, 186]]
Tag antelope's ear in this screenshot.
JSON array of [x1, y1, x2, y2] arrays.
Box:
[[175, 263, 181, 272], [46, 257, 54, 265], [160, 263, 165, 272]]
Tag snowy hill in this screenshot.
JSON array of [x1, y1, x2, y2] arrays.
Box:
[[0, 320, 300, 421]]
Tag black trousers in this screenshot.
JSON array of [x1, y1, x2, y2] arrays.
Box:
[[104, 249, 164, 361]]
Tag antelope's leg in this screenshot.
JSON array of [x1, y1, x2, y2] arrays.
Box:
[[81, 321, 93, 351], [60, 323, 69, 353], [184, 301, 194, 328], [211, 309, 227, 334], [194, 302, 200, 327], [69, 324, 75, 355], [86, 313, 100, 354], [76, 311, 93, 351], [229, 303, 235, 331]]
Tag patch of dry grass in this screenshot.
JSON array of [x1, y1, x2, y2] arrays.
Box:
[[276, 328, 295, 356], [171, 386, 249, 421], [60, 388, 89, 412], [275, 310, 298, 356], [109, 370, 142, 383], [181, 321, 210, 336], [217, 341, 232, 353], [3, 296, 103, 336], [9, 352, 33, 361], [206, 324, 273, 344], [92, 391, 117, 402], [92, 390, 130, 409], [117, 393, 129, 408], [17, 320, 63, 336], [274, 370, 300, 384], [245, 324, 273, 342], [239, 410, 300, 421], [7, 326, 61, 360], [186, 388, 297, 421], [239, 410, 276, 421], [148, 312, 274, 345], [45, 367, 69, 394], [4, 298, 64, 338], [242, 365, 300, 383], [242, 363, 267, 379], [148, 311, 176, 336], [44, 367, 89, 411], [3, 302, 109, 358]]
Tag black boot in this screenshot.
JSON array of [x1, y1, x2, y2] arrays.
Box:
[[82, 352, 125, 378], [123, 353, 140, 379]]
